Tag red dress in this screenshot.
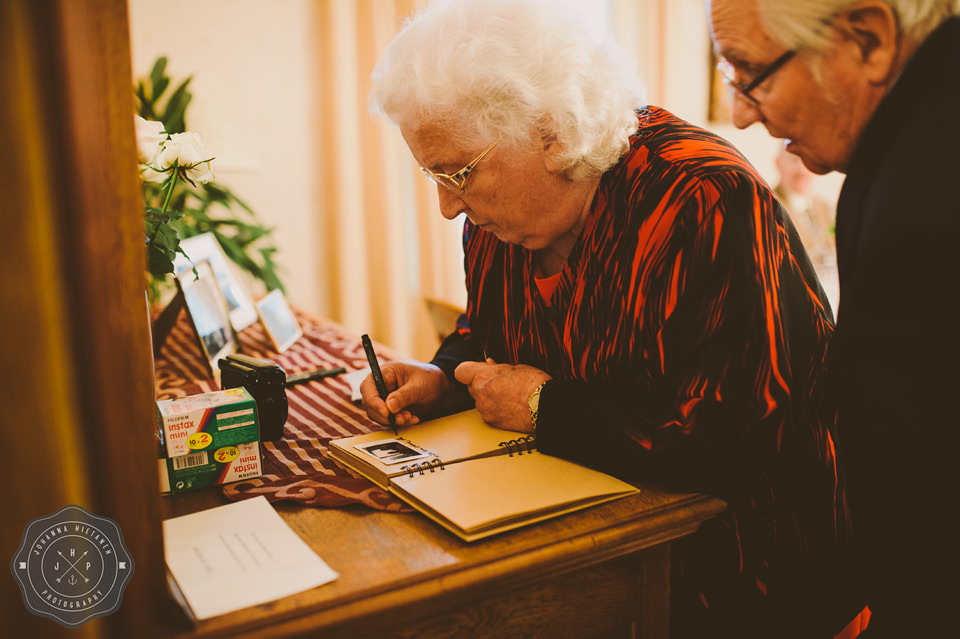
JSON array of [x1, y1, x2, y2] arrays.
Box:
[[432, 107, 862, 638]]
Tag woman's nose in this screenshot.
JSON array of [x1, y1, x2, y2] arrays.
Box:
[[437, 187, 466, 220]]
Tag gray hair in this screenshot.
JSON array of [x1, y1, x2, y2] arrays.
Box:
[[368, 0, 645, 181], [754, 0, 960, 51]]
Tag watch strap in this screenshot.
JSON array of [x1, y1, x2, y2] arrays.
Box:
[[528, 381, 548, 430]]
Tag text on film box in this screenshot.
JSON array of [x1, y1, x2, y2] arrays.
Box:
[[156, 388, 259, 458]]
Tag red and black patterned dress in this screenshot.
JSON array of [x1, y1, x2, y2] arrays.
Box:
[[431, 107, 862, 638]]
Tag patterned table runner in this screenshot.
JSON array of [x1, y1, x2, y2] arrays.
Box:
[[154, 306, 410, 512]]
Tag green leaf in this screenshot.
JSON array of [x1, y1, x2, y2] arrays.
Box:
[[149, 57, 167, 93], [153, 76, 170, 101], [144, 208, 170, 224], [146, 245, 176, 278], [134, 83, 155, 120], [161, 78, 193, 133], [152, 223, 181, 251]]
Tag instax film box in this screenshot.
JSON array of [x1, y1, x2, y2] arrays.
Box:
[[156, 387, 260, 458], [158, 440, 263, 494], [156, 388, 262, 493]]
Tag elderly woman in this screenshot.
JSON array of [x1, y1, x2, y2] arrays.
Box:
[[362, 0, 862, 636]]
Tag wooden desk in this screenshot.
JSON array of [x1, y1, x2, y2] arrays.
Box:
[[154, 309, 726, 639], [160, 482, 724, 639]]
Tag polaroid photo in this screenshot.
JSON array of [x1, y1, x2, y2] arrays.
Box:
[[355, 439, 430, 466], [176, 259, 239, 378], [175, 232, 259, 332], [256, 289, 303, 353]]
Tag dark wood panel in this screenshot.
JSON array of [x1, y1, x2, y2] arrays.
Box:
[[2, 1, 165, 637]]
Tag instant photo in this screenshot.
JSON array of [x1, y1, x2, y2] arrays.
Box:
[[177, 259, 239, 378], [256, 289, 303, 353], [355, 439, 430, 466], [176, 232, 259, 331]]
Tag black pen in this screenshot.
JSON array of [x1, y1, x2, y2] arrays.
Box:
[[284, 366, 346, 387], [361, 333, 397, 435]]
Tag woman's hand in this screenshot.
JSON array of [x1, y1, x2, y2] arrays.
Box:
[[360, 361, 452, 426], [454, 360, 551, 433]]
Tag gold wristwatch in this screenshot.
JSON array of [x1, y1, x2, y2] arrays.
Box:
[[528, 381, 547, 430]]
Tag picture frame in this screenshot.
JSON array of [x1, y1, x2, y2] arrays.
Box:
[[176, 259, 239, 378], [255, 289, 303, 353], [175, 233, 259, 332]]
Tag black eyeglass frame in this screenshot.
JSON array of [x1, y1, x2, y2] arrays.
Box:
[[717, 48, 796, 104]]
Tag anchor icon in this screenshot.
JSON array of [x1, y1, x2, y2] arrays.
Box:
[[55, 549, 91, 585]]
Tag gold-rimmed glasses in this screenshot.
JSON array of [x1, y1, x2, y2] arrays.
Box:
[[716, 49, 796, 105], [419, 141, 497, 194]]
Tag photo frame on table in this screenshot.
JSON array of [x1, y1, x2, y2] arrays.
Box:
[[175, 232, 259, 332], [256, 289, 303, 353], [176, 259, 239, 378]]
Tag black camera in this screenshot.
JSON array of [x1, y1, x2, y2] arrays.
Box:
[[218, 353, 289, 441]]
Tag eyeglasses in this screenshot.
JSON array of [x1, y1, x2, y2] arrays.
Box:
[[716, 49, 796, 104], [419, 141, 497, 194]]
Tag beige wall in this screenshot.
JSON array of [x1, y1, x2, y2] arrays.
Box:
[[129, 0, 322, 314], [128, 0, 843, 357]]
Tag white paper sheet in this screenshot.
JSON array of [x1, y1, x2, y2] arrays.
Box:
[[163, 496, 338, 620]]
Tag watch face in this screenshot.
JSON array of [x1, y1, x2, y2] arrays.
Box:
[[528, 388, 540, 411]]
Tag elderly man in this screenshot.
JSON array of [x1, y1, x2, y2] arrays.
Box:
[[708, 1, 960, 636]]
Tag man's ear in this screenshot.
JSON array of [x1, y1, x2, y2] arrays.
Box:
[[835, 1, 901, 84]]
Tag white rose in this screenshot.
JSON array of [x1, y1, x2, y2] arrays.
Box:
[[184, 157, 215, 184], [156, 131, 216, 183], [139, 164, 168, 184], [134, 115, 166, 164]]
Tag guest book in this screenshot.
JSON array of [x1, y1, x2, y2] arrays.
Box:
[[328, 409, 639, 542]]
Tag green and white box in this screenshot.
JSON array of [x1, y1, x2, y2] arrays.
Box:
[[156, 387, 260, 458], [159, 440, 263, 494]]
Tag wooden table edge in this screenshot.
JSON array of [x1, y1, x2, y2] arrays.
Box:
[[163, 492, 727, 639]]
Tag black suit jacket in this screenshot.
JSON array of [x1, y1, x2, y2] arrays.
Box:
[[832, 16, 960, 638]]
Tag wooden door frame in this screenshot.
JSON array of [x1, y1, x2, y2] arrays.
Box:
[[2, 1, 166, 636]]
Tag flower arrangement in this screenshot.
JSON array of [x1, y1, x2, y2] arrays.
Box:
[[135, 56, 283, 302], [136, 115, 215, 281]]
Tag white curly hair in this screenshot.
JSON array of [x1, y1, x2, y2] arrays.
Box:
[[368, 0, 645, 181]]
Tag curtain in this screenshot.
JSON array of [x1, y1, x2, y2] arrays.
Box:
[[315, 0, 468, 362]]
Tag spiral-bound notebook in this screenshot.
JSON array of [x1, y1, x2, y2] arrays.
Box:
[[328, 409, 639, 542]]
